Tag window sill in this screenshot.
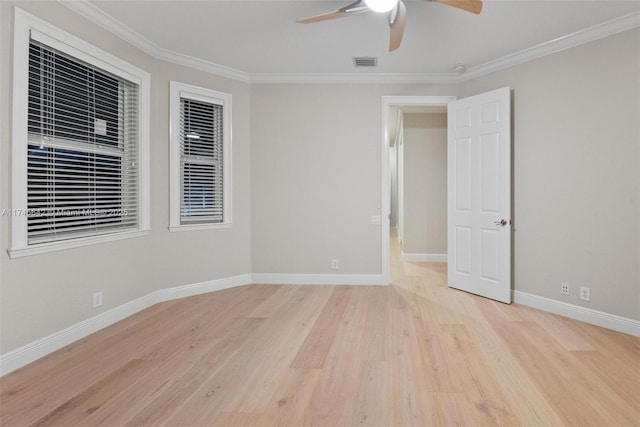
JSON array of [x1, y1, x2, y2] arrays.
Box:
[[7, 228, 150, 259], [169, 222, 232, 233]]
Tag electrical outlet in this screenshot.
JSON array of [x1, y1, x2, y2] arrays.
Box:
[[93, 291, 103, 308], [560, 282, 570, 295], [579, 286, 591, 301], [332, 259, 339, 270]]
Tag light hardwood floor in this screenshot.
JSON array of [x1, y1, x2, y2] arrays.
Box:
[[1, 233, 639, 426]]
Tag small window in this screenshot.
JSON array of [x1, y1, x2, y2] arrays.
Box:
[[169, 82, 232, 231], [9, 9, 150, 257]]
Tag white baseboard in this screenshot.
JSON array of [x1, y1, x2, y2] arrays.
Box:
[[156, 274, 252, 302], [251, 273, 385, 286], [0, 274, 253, 377], [4, 275, 637, 376], [513, 290, 640, 337], [0, 273, 386, 376], [401, 253, 448, 262], [0, 292, 158, 376]]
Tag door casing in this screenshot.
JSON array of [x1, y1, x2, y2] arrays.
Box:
[[380, 96, 456, 285]]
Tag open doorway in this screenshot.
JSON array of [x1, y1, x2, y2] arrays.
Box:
[[380, 96, 455, 285]]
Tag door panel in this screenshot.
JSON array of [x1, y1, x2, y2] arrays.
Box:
[[480, 228, 500, 281], [455, 138, 472, 211], [448, 87, 512, 303], [455, 226, 472, 275], [480, 134, 500, 212]]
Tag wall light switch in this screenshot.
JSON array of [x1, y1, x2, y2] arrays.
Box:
[[93, 291, 103, 308], [579, 286, 591, 301], [371, 215, 381, 225]]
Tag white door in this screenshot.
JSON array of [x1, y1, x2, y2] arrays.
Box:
[[447, 87, 512, 303]]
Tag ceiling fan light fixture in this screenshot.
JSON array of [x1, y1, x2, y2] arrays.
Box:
[[364, 0, 398, 13]]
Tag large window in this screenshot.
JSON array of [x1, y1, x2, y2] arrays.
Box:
[[169, 82, 232, 231], [10, 9, 150, 257]]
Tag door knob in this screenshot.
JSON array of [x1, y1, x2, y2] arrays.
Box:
[[494, 219, 507, 226]]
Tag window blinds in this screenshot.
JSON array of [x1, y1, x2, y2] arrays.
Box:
[[179, 98, 224, 224], [27, 39, 139, 244]]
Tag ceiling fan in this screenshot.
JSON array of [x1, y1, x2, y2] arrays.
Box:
[[297, 0, 483, 52]]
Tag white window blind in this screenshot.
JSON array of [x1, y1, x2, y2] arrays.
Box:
[[179, 98, 224, 224], [26, 38, 139, 244]]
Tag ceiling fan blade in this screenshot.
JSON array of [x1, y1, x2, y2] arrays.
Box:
[[297, 11, 350, 24], [297, 0, 368, 24], [389, 0, 407, 52], [431, 0, 483, 14]]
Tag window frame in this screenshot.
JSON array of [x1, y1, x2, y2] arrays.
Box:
[[9, 8, 151, 258], [169, 81, 232, 232]]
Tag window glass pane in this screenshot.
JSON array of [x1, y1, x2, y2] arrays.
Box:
[[180, 97, 224, 224], [25, 39, 138, 244], [28, 42, 120, 149], [181, 162, 222, 222], [27, 145, 127, 242], [181, 99, 220, 158]]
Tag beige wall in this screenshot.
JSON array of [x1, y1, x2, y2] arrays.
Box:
[[458, 28, 640, 320], [250, 83, 458, 275], [402, 113, 447, 255], [1, 1, 638, 357], [251, 29, 639, 320], [250, 85, 381, 274], [0, 1, 252, 353]]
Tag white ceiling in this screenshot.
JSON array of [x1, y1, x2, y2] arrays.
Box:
[[80, 0, 640, 79]]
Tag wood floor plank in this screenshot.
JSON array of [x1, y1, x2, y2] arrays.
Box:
[[0, 299, 183, 394], [573, 350, 640, 412], [261, 367, 322, 426], [2, 230, 639, 426], [358, 287, 389, 361], [76, 286, 279, 426], [522, 307, 595, 351], [138, 284, 280, 361], [225, 286, 334, 413], [415, 317, 461, 393], [430, 392, 477, 427], [561, 314, 640, 366], [120, 317, 267, 426], [338, 360, 390, 427], [247, 285, 302, 319], [0, 298, 194, 401], [387, 297, 435, 426], [30, 359, 156, 427], [494, 321, 614, 426], [289, 286, 351, 368], [0, 329, 168, 426], [207, 412, 265, 427], [77, 357, 196, 427], [439, 324, 520, 426], [462, 314, 565, 426], [472, 295, 531, 325], [301, 288, 369, 426], [161, 286, 331, 424]]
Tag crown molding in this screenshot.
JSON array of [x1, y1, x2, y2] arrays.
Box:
[[59, 0, 250, 83], [60, 1, 639, 85], [59, 0, 159, 57], [462, 10, 640, 81], [152, 47, 250, 83], [248, 72, 458, 84]]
